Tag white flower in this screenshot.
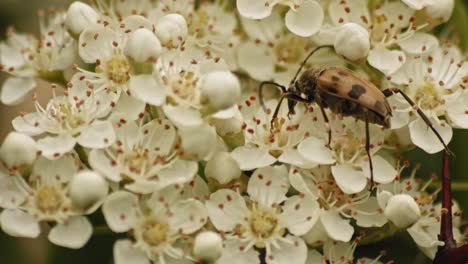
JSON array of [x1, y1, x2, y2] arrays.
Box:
[[290, 166, 387, 243], [206, 165, 319, 263], [307, 240, 385, 264], [12, 75, 116, 159], [154, 13, 188, 48], [388, 46, 467, 153], [384, 194, 421, 228], [193, 231, 223, 262], [0, 155, 93, 249], [103, 189, 207, 263], [0, 11, 77, 105], [0, 132, 37, 169], [65, 1, 100, 35], [237, 0, 324, 37]]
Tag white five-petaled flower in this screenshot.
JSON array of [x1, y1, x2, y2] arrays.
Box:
[[103, 188, 208, 263], [89, 118, 198, 194], [0, 155, 95, 249], [206, 165, 320, 264], [12, 74, 116, 159], [0, 11, 77, 105]]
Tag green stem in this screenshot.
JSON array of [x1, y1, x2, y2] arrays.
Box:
[[428, 182, 468, 192], [357, 223, 401, 246], [74, 145, 90, 168], [93, 225, 114, 236]]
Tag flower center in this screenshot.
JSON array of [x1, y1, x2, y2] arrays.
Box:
[[249, 209, 277, 239], [412, 82, 443, 111], [189, 10, 210, 40], [142, 219, 169, 247], [164, 71, 199, 105], [332, 130, 362, 161], [274, 35, 309, 66], [35, 186, 65, 213], [103, 55, 131, 85]]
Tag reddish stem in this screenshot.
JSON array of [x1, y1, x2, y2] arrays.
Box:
[[433, 151, 468, 264]]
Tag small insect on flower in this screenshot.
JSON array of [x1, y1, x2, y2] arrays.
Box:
[[259, 45, 451, 188]]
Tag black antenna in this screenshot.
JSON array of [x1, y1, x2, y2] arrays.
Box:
[[290, 45, 334, 86]]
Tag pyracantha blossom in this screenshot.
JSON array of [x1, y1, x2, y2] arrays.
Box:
[[236, 0, 324, 37], [0, 10, 77, 105], [12, 74, 115, 159], [89, 118, 198, 194], [0, 155, 103, 249], [206, 165, 320, 264], [306, 240, 386, 264], [386, 45, 467, 153], [289, 166, 387, 243], [296, 114, 397, 194], [102, 188, 208, 263], [325, 0, 428, 75]]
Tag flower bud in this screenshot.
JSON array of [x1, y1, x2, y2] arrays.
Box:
[[0, 132, 37, 169], [155, 14, 188, 47], [65, 2, 100, 35], [384, 194, 420, 228], [69, 170, 108, 213], [193, 231, 223, 262], [205, 152, 241, 184], [334, 23, 370, 61], [425, 0, 454, 23], [124, 28, 162, 63], [201, 71, 241, 112]]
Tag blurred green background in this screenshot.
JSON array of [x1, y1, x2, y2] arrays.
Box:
[[0, 0, 466, 263]]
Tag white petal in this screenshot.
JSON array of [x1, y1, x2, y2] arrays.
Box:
[[331, 164, 367, 194], [279, 195, 320, 236], [307, 250, 326, 264], [77, 120, 116, 149], [216, 240, 260, 264], [240, 12, 283, 42], [157, 160, 198, 190], [162, 104, 203, 128], [231, 146, 276, 171], [402, 0, 426, 10], [79, 26, 120, 63], [114, 240, 150, 264], [32, 155, 77, 183], [446, 92, 468, 129], [0, 209, 40, 238], [248, 165, 289, 207], [111, 93, 146, 121], [236, 0, 272, 19], [278, 148, 317, 169], [302, 219, 329, 245], [206, 189, 249, 231], [377, 190, 393, 208], [409, 118, 452, 154], [48, 216, 92, 249], [237, 41, 275, 81], [298, 137, 335, 165], [361, 155, 397, 184], [0, 172, 28, 208], [102, 191, 138, 232], [285, 1, 323, 37], [0, 77, 36, 105], [352, 197, 387, 227], [169, 199, 207, 234], [89, 149, 122, 182], [328, 0, 370, 26], [398, 32, 439, 54], [129, 75, 165, 106], [267, 236, 307, 264], [368, 47, 406, 75], [320, 209, 354, 242], [37, 134, 76, 159], [12, 112, 45, 136]]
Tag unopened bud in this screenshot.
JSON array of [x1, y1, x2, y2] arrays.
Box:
[[334, 23, 370, 61], [155, 14, 188, 47], [193, 231, 223, 262], [125, 28, 162, 63], [69, 170, 108, 213], [384, 194, 420, 228], [201, 71, 241, 112], [205, 152, 241, 184], [0, 132, 37, 169], [65, 2, 100, 35]]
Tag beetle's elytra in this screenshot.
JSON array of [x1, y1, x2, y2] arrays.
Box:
[[259, 45, 451, 188]]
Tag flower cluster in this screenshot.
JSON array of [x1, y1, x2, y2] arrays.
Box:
[[0, 0, 466, 263]]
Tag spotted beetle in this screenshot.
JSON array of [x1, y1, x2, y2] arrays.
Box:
[[259, 45, 451, 188]]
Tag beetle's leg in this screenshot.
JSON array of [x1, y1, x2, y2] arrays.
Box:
[[365, 114, 375, 191], [318, 105, 332, 148], [383, 88, 453, 155], [271, 93, 309, 131], [259, 81, 287, 114]]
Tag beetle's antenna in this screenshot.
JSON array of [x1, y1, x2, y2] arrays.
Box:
[[258, 81, 287, 113], [290, 45, 334, 85]]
